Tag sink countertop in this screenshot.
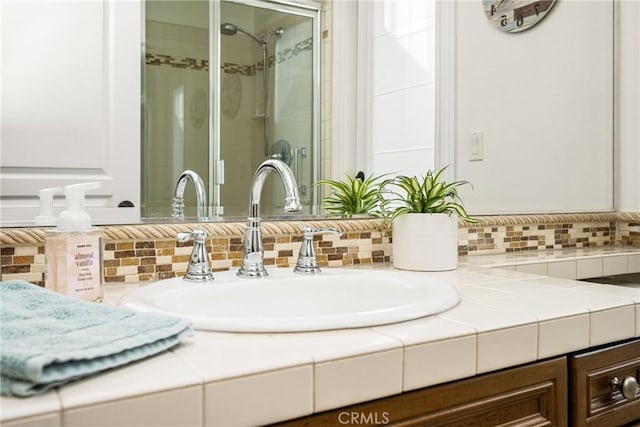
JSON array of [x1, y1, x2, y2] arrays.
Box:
[[2, 247, 640, 427], [465, 245, 640, 266]]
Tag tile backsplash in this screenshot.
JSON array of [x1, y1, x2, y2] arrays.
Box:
[[2, 213, 639, 287]]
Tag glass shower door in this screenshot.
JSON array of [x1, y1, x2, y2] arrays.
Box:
[[217, 0, 318, 217], [142, 0, 319, 219], [142, 1, 210, 218]]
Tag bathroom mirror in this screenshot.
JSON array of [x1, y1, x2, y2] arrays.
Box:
[[2, 0, 626, 226]]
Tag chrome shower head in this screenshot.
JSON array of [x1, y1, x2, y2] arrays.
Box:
[[220, 23, 238, 36], [220, 22, 264, 45]]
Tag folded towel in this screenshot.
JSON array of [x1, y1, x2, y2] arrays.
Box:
[[0, 280, 192, 397]]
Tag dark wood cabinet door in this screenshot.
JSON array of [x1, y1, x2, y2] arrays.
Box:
[[274, 357, 567, 427], [570, 338, 640, 427]]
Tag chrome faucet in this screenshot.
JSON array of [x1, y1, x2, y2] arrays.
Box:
[[238, 159, 302, 278], [171, 170, 207, 219]]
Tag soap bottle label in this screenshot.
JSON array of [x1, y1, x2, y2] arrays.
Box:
[[44, 234, 65, 294], [66, 235, 102, 301]]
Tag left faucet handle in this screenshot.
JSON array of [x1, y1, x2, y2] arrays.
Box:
[[177, 229, 214, 282]]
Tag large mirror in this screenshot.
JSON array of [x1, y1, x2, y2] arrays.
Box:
[[3, 0, 623, 227]]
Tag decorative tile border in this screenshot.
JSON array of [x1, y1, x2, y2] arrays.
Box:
[[101, 228, 388, 284], [459, 221, 617, 256], [2, 213, 639, 287], [220, 61, 254, 76], [0, 219, 391, 286], [275, 37, 313, 64], [145, 53, 209, 71], [146, 37, 313, 76]]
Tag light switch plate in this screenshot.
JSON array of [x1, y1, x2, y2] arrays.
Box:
[[469, 131, 483, 161]]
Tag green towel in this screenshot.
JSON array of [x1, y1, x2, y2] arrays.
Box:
[[0, 280, 192, 397]]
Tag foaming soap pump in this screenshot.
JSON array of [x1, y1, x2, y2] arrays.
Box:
[[34, 187, 63, 226], [45, 182, 104, 302]]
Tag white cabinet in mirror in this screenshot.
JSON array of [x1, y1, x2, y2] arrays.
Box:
[[0, 0, 141, 226]]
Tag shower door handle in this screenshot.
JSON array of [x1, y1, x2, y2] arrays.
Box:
[[216, 160, 225, 185], [293, 147, 307, 196]]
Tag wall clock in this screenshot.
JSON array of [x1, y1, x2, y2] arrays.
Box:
[[483, 0, 556, 33]]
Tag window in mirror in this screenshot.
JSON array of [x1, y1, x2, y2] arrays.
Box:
[[369, 0, 437, 179]]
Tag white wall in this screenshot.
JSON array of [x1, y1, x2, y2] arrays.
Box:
[[614, 0, 640, 212], [455, 1, 614, 214]]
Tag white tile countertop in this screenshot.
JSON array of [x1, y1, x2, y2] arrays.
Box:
[[465, 245, 640, 279], [2, 247, 640, 427]]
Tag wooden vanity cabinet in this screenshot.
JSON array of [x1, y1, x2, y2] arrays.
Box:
[[275, 357, 568, 427], [274, 339, 640, 427], [569, 338, 640, 427]]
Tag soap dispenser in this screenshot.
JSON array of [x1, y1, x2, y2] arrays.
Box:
[[34, 187, 63, 226], [45, 182, 104, 303]]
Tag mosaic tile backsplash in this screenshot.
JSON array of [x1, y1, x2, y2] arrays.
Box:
[[2, 214, 639, 287]]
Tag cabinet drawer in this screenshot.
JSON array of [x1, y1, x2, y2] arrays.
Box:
[[275, 357, 567, 427], [569, 338, 640, 427]]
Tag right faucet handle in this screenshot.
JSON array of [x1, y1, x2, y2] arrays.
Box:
[[294, 226, 342, 274]]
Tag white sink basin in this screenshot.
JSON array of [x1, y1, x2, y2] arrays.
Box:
[[118, 268, 460, 332]]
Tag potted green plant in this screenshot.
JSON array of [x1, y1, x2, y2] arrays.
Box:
[[383, 166, 476, 271], [317, 173, 388, 218]]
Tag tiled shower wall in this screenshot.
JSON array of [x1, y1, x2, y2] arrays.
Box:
[[2, 214, 639, 287], [144, 19, 210, 217]]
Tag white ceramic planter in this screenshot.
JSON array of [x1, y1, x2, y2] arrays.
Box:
[[392, 213, 459, 271]]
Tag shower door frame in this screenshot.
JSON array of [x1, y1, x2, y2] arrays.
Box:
[[210, 0, 322, 216]]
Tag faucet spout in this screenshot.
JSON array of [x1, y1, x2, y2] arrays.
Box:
[[171, 170, 208, 219], [238, 159, 302, 278]]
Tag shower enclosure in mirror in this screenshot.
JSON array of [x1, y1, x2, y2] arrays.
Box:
[[142, 0, 320, 219]]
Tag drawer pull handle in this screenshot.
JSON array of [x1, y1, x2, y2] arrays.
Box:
[[611, 376, 639, 400]]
